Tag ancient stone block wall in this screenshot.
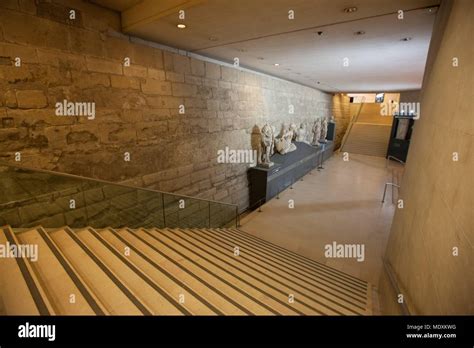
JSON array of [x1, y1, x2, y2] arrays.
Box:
[[0, 0, 331, 211]]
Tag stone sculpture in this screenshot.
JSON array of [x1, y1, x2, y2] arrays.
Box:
[[275, 123, 297, 155], [289, 123, 298, 141], [311, 119, 322, 147], [260, 123, 275, 167], [320, 117, 328, 143], [296, 123, 310, 144]]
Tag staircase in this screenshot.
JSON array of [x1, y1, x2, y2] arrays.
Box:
[[0, 226, 373, 315], [340, 102, 393, 157], [342, 123, 391, 157]]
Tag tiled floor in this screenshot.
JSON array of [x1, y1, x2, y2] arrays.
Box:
[[240, 152, 400, 286]]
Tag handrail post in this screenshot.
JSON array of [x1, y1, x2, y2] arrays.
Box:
[[161, 193, 166, 228], [208, 201, 211, 228], [235, 205, 239, 228], [382, 184, 388, 203], [382, 183, 400, 203]]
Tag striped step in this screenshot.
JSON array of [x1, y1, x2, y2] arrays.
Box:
[[342, 123, 391, 157], [0, 226, 373, 315]]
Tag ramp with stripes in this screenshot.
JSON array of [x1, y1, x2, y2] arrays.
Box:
[[0, 226, 373, 315]]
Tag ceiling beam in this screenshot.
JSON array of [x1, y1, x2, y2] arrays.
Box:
[[122, 0, 206, 32]]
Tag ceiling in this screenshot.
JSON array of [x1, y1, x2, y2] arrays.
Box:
[[91, 0, 440, 92]]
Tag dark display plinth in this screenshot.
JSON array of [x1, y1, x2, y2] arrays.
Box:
[[248, 141, 334, 210], [386, 115, 416, 162]]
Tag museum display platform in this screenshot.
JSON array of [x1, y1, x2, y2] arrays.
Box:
[[248, 140, 334, 210]]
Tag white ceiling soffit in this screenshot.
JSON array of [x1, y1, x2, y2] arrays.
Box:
[[91, 0, 440, 92]]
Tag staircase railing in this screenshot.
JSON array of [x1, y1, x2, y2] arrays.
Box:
[[0, 162, 239, 229], [339, 96, 366, 152], [382, 155, 406, 204]]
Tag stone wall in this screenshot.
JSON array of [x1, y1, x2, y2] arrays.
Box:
[[0, 0, 332, 211], [380, 0, 473, 314]]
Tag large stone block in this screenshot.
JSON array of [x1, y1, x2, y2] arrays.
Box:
[[173, 54, 191, 74], [221, 66, 239, 83], [124, 64, 147, 78], [86, 56, 122, 75], [165, 71, 184, 83], [205, 62, 221, 80], [191, 58, 205, 76], [16, 90, 48, 109], [146, 96, 183, 109], [111, 75, 140, 90], [141, 79, 172, 95], [172, 83, 197, 97], [147, 68, 165, 80]]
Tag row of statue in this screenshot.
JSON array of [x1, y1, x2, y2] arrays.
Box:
[[258, 117, 329, 167]]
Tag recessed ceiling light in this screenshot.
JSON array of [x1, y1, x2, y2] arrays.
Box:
[[208, 36, 218, 41], [400, 37, 412, 41], [316, 31, 324, 36], [354, 30, 365, 35], [177, 23, 186, 29], [343, 7, 357, 13], [274, 63, 280, 67]]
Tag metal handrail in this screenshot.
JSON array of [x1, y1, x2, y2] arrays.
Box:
[[386, 155, 405, 168], [0, 160, 238, 208], [383, 258, 411, 315], [339, 96, 366, 152], [0, 161, 239, 228], [381, 182, 400, 203]]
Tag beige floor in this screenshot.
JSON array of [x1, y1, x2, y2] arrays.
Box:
[[240, 153, 399, 286]]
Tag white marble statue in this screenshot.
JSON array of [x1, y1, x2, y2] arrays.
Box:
[[275, 123, 297, 155], [296, 123, 310, 144], [320, 117, 328, 143], [289, 123, 298, 141], [260, 123, 275, 167], [311, 119, 322, 147]]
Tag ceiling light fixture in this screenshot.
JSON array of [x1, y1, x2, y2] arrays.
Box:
[[354, 30, 365, 35], [400, 37, 412, 41], [177, 23, 186, 29], [343, 7, 357, 13], [274, 63, 280, 67]]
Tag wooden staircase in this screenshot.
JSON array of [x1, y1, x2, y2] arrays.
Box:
[[0, 226, 373, 315]]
